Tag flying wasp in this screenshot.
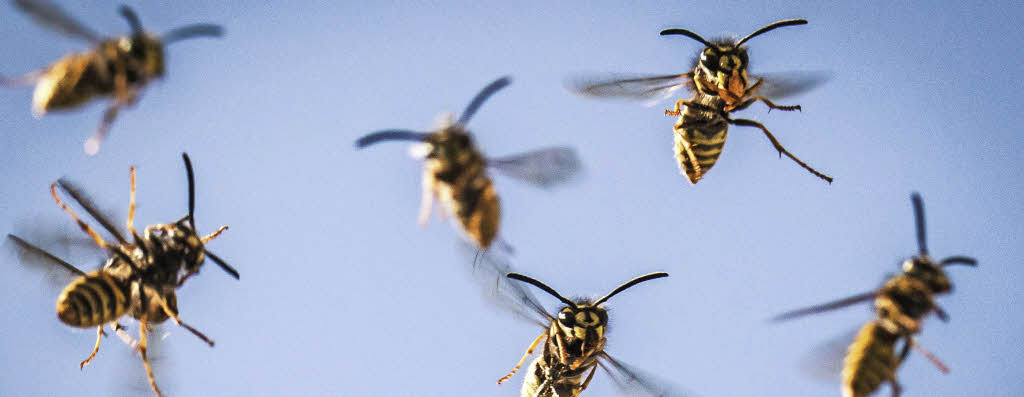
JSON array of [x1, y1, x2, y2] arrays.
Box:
[[7, 152, 237, 397], [571, 19, 832, 184], [485, 268, 691, 397], [356, 76, 581, 251], [772, 193, 976, 397], [1, 0, 224, 154]]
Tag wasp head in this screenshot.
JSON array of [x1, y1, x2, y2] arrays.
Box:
[[662, 19, 807, 102], [556, 303, 608, 343], [902, 256, 952, 294], [144, 219, 205, 276], [423, 125, 475, 161]]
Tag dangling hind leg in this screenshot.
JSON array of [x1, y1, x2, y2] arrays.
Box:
[[128, 166, 138, 236], [79, 326, 105, 369], [417, 176, 437, 226], [157, 295, 215, 347], [137, 319, 164, 397]]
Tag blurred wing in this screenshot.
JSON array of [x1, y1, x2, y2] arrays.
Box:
[[56, 178, 129, 245], [12, 0, 102, 42], [5, 234, 93, 290], [750, 71, 831, 100], [114, 322, 175, 397], [770, 291, 877, 322], [489, 147, 581, 188], [599, 352, 700, 397], [463, 245, 551, 328], [797, 327, 859, 383], [567, 73, 693, 103]]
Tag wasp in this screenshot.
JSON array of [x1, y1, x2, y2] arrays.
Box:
[[485, 268, 690, 397], [772, 193, 976, 397], [7, 153, 237, 397], [356, 76, 581, 251], [1, 0, 224, 154], [571, 19, 832, 184]]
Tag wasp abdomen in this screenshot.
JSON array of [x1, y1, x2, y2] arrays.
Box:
[[451, 176, 500, 249], [33, 52, 114, 116], [673, 122, 729, 184], [842, 321, 901, 397], [521, 357, 587, 397], [56, 270, 131, 328]]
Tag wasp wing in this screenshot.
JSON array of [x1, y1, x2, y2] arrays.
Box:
[[598, 352, 700, 397], [749, 71, 831, 100], [12, 0, 102, 42], [796, 327, 859, 383], [770, 291, 877, 322], [567, 73, 694, 108], [465, 247, 551, 328], [56, 178, 130, 245], [488, 147, 581, 189]]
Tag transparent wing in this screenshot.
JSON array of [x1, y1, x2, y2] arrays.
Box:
[[113, 321, 175, 397], [462, 245, 551, 328], [770, 291, 877, 322], [489, 147, 581, 188], [599, 352, 700, 397], [567, 73, 693, 101], [796, 327, 859, 383], [12, 0, 102, 42], [56, 178, 130, 245], [749, 71, 831, 100], [5, 234, 88, 284]]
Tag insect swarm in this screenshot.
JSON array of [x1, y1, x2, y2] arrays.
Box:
[[355, 76, 580, 251], [489, 270, 689, 397], [1, 0, 224, 154], [6, 153, 237, 397], [772, 193, 976, 397], [572, 19, 832, 184]]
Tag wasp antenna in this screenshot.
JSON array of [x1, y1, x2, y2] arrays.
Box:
[[205, 250, 239, 279], [736, 19, 807, 46], [458, 76, 512, 125], [660, 28, 714, 48], [507, 273, 577, 309], [182, 153, 196, 228], [940, 256, 978, 267], [163, 24, 224, 44], [354, 130, 430, 149], [594, 272, 669, 306], [118, 5, 144, 37], [910, 192, 929, 257]]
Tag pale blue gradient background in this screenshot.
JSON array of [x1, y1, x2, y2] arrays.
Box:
[[1, 1, 1022, 396]]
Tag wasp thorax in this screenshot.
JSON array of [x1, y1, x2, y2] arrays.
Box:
[[902, 257, 952, 294], [557, 306, 608, 341]]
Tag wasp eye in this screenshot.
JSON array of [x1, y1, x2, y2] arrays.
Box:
[[700, 51, 719, 69], [558, 311, 574, 327]]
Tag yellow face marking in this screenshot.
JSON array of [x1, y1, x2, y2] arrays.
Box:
[[575, 311, 599, 327]]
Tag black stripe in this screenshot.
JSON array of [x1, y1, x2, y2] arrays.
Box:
[[76, 281, 102, 325], [68, 293, 90, 326], [94, 275, 120, 319]]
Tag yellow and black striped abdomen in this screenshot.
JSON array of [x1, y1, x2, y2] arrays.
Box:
[[673, 118, 728, 184], [841, 321, 902, 397], [56, 270, 131, 328], [448, 173, 500, 250]]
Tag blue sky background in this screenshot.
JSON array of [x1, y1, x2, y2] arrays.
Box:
[[1, 1, 1022, 396]]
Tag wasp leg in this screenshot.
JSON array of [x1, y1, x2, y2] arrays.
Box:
[[84, 103, 122, 155], [417, 174, 437, 226], [79, 326, 105, 369], [578, 365, 598, 393], [888, 378, 905, 397], [201, 225, 229, 243], [128, 166, 138, 236], [498, 331, 546, 384], [908, 337, 950, 373], [51, 184, 113, 249], [157, 295, 215, 347], [728, 118, 833, 183], [753, 96, 801, 112], [138, 319, 165, 397], [111, 322, 138, 348], [665, 99, 699, 116], [742, 78, 765, 97]]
